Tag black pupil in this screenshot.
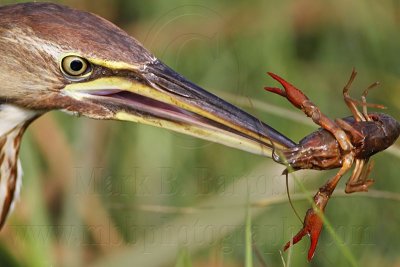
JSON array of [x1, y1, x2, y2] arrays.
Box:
[[70, 59, 84, 72]]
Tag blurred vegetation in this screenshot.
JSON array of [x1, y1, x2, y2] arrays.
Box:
[[0, 0, 400, 266]]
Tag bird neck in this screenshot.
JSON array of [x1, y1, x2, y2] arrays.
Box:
[[0, 104, 38, 227], [0, 105, 37, 136]]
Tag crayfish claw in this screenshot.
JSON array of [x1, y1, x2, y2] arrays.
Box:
[[284, 208, 324, 261], [264, 86, 286, 97], [265, 72, 310, 109]]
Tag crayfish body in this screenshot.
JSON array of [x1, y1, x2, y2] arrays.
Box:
[[283, 113, 400, 171]]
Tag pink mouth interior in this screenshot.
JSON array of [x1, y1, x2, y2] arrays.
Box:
[[87, 89, 219, 128]]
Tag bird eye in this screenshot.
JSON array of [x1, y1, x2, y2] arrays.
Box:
[[61, 56, 92, 78]]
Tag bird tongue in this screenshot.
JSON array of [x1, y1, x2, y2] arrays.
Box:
[[85, 89, 193, 118], [82, 89, 124, 96]]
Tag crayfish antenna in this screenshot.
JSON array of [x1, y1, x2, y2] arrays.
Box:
[[284, 171, 303, 223]]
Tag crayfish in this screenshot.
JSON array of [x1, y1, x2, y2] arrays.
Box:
[[264, 69, 400, 260]]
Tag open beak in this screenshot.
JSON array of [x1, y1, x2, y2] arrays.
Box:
[[63, 60, 295, 156]]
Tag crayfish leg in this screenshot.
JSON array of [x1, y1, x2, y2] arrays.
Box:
[[342, 69, 365, 122], [335, 118, 364, 144], [284, 154, 354, 260], [345, 159, 375, 193], [265, 72, 353, 152], [342, 69, 386, 122]]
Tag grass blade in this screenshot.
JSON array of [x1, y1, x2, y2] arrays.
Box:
[[245, 190, 253, 267], [175, 248, 192, 267]]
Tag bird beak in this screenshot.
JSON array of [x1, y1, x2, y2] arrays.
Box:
[[63, 60, 294, 156]]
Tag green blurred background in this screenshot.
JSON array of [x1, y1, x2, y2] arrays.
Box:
[[0, 0, 400, 266]]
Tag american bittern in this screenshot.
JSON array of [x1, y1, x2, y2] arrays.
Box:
[[0, 3, 295, 227]]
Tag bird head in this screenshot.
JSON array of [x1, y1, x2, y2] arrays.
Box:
[[0, 2, 295, 156]]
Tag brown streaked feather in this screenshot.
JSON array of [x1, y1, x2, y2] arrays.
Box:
[[0, 127, 24, 228], [0, 105, 38, 228]]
